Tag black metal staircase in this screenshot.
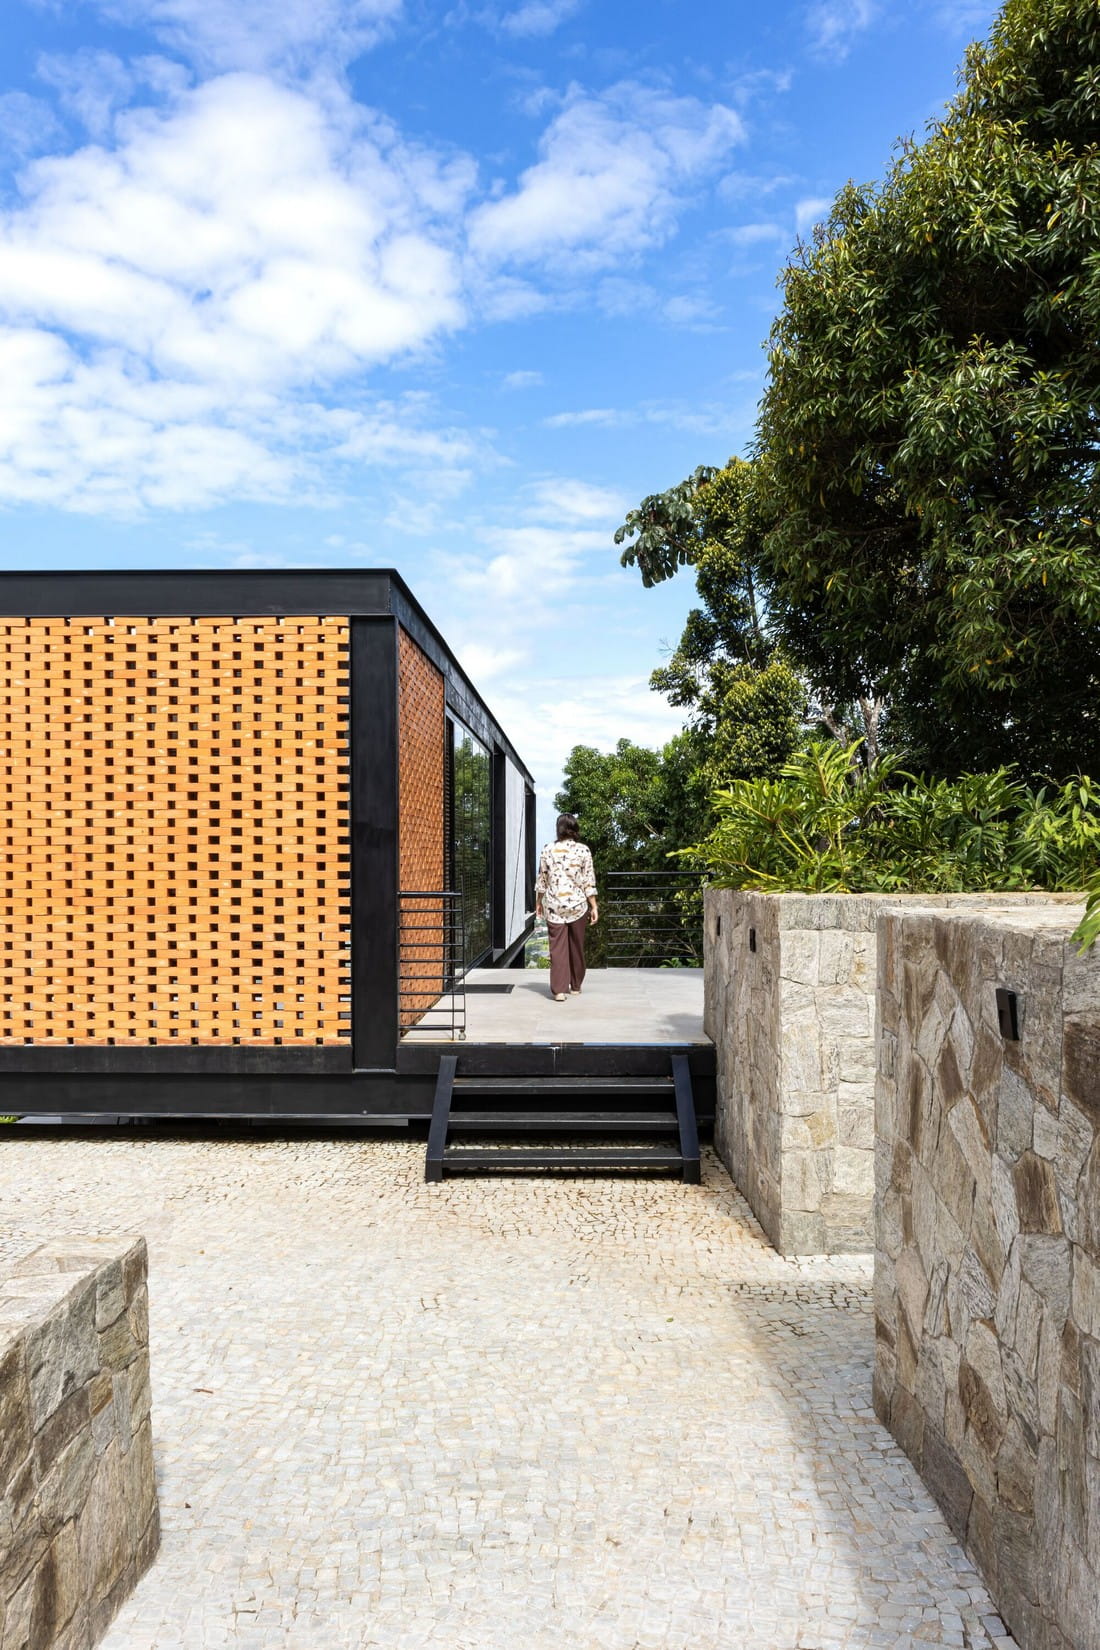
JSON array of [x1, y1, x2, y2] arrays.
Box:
[[424, 1052, 700, 1182]]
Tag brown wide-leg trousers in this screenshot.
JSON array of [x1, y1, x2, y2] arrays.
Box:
[[548, 915, 588, 996]]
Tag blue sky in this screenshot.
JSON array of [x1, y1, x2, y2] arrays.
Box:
[[0, 0, 997, 809]]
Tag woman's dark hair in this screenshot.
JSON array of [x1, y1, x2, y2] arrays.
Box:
[[555, 813, 580, 841]]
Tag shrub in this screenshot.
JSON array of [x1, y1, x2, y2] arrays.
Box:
[[682, 741, 1100, 945]]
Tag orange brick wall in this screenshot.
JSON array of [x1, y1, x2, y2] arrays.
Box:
[[1, 616, 351, 1046], [397, 627, 445, 1026]]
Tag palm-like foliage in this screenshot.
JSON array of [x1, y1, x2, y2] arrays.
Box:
[[685, 743, 1100, 946]]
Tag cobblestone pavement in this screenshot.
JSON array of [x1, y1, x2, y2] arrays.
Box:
[[0, 1131, 1018, 1650]]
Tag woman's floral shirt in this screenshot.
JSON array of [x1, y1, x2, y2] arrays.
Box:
[[535, 840, 597, 925]]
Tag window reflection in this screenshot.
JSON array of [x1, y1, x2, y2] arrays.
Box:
[[451, 724, 491, 968]]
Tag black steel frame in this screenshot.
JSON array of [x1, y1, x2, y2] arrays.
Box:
[[0, 570, 535, 1115]]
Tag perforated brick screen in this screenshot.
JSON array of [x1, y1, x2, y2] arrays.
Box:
[[397, 627, 445, 1027], [1, 615, 351, 1046]]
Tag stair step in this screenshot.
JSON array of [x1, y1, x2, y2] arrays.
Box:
[[446, 1110, 679, 1132], [441, 1147, 685, 1169], [451, 1076, 674, 1095]]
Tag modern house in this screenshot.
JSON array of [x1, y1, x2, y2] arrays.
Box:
[[0, 570, 536, 1121]]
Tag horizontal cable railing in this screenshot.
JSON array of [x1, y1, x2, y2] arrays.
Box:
[[398, 889, 466, 1040], [603, 870, 707, 968]]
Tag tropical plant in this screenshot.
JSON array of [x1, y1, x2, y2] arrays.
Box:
[[686, 744, 1100, 942]]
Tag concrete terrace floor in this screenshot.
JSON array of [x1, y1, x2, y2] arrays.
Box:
[[403, 967, 709, 1045], [0, 1133, 1017, 1650]]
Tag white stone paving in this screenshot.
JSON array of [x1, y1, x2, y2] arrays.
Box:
[[0, 1131, 1017, 1650], [403, 968, 709, 1045]]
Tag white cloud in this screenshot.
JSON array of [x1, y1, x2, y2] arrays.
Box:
[[501, 368, 543, 388], [543, 399, 746, 437], [0, 59, 743, 513], [416, 477, 688, 802], [523, 477, 625, 522], [663, 293, 720, 326], [0, 92, 63, 162], [78, 0, 403, 73], [542, 406, 620, 428], [500, 0, 582, 37], [930, 0, 995, 32], [0, 323, 482, 513], [449, 522, 602, 601], [488, 673, 687, 811], [0, 71, 478, 510], [0, 75, 470, 385], [724, 221, 784, 247], [795, 194, 832, 236], [454, 641, 524, 681], [806, 0, 877, 59], [37, 51, 137, 139], [468, 84, 744, 272]]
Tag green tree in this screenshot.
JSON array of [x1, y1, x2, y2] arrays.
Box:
[[620, 0, 1100, 780], [616, 459, 807, 785], [554, 742, 666, 877], [555, 738, 712, 965], [755, 0, 1100, 775]]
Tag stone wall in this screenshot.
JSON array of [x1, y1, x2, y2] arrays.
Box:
[[874, 906, 1099, 1650], [0, 1237, 159, 1650], [704, 889, 1083, 1256]]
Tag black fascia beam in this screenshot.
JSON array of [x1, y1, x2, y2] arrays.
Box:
[[0, 569, 393, 617]]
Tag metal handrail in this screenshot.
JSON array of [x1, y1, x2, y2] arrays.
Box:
[[398, 889, 466, 1040], [603, 870, 707, 968]]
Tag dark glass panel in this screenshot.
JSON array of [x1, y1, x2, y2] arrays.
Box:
[[452, 724, 491, 967]]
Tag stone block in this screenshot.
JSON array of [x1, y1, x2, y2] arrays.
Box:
[[1019, 1235, 1072, 1330], [0, 1242, 158, 1650], [779, 929, 819, 985], [1014, 1152, 1063, 1236], [998, 1067, 1036, 1162], [0, 1340, 31, 1493], [922, 1425, 974, 1542], [817, 927, 855, 985], [1063, 1018, 1100, 1125], [1071, 1249, 1100, 1341], [76, 1440, 129, 1606], [818, 987, 872, 1039], [37, 1429, 96, 1536], [24, 1279, 99, 1432], [93, 1262, 126, 1334]]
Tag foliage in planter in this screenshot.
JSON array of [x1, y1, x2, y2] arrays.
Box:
[[683, 741, 1099, 943]]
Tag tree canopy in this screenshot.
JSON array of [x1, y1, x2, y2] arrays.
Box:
[[617, 459, 806, 789], [619, 0, 1100, 779]]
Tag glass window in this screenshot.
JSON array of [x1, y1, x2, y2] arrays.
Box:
[[451, 722, 492, 968]]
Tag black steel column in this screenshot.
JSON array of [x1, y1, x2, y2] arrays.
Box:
[[491, 746, 507, 955], [525, 786, 537, 913], [350, 616, 400, 1069]]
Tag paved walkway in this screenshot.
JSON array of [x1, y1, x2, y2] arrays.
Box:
[[0, 1132, 1016, 1650], [402, 967, 708, 1045]]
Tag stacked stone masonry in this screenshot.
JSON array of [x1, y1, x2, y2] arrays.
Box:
[[874, 905, 1099, 1650], [0, 1237, 158, 1650], [704, 889, 1083, 1257]]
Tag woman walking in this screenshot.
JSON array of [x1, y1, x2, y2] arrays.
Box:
[[534, 814, 598, 1001]]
